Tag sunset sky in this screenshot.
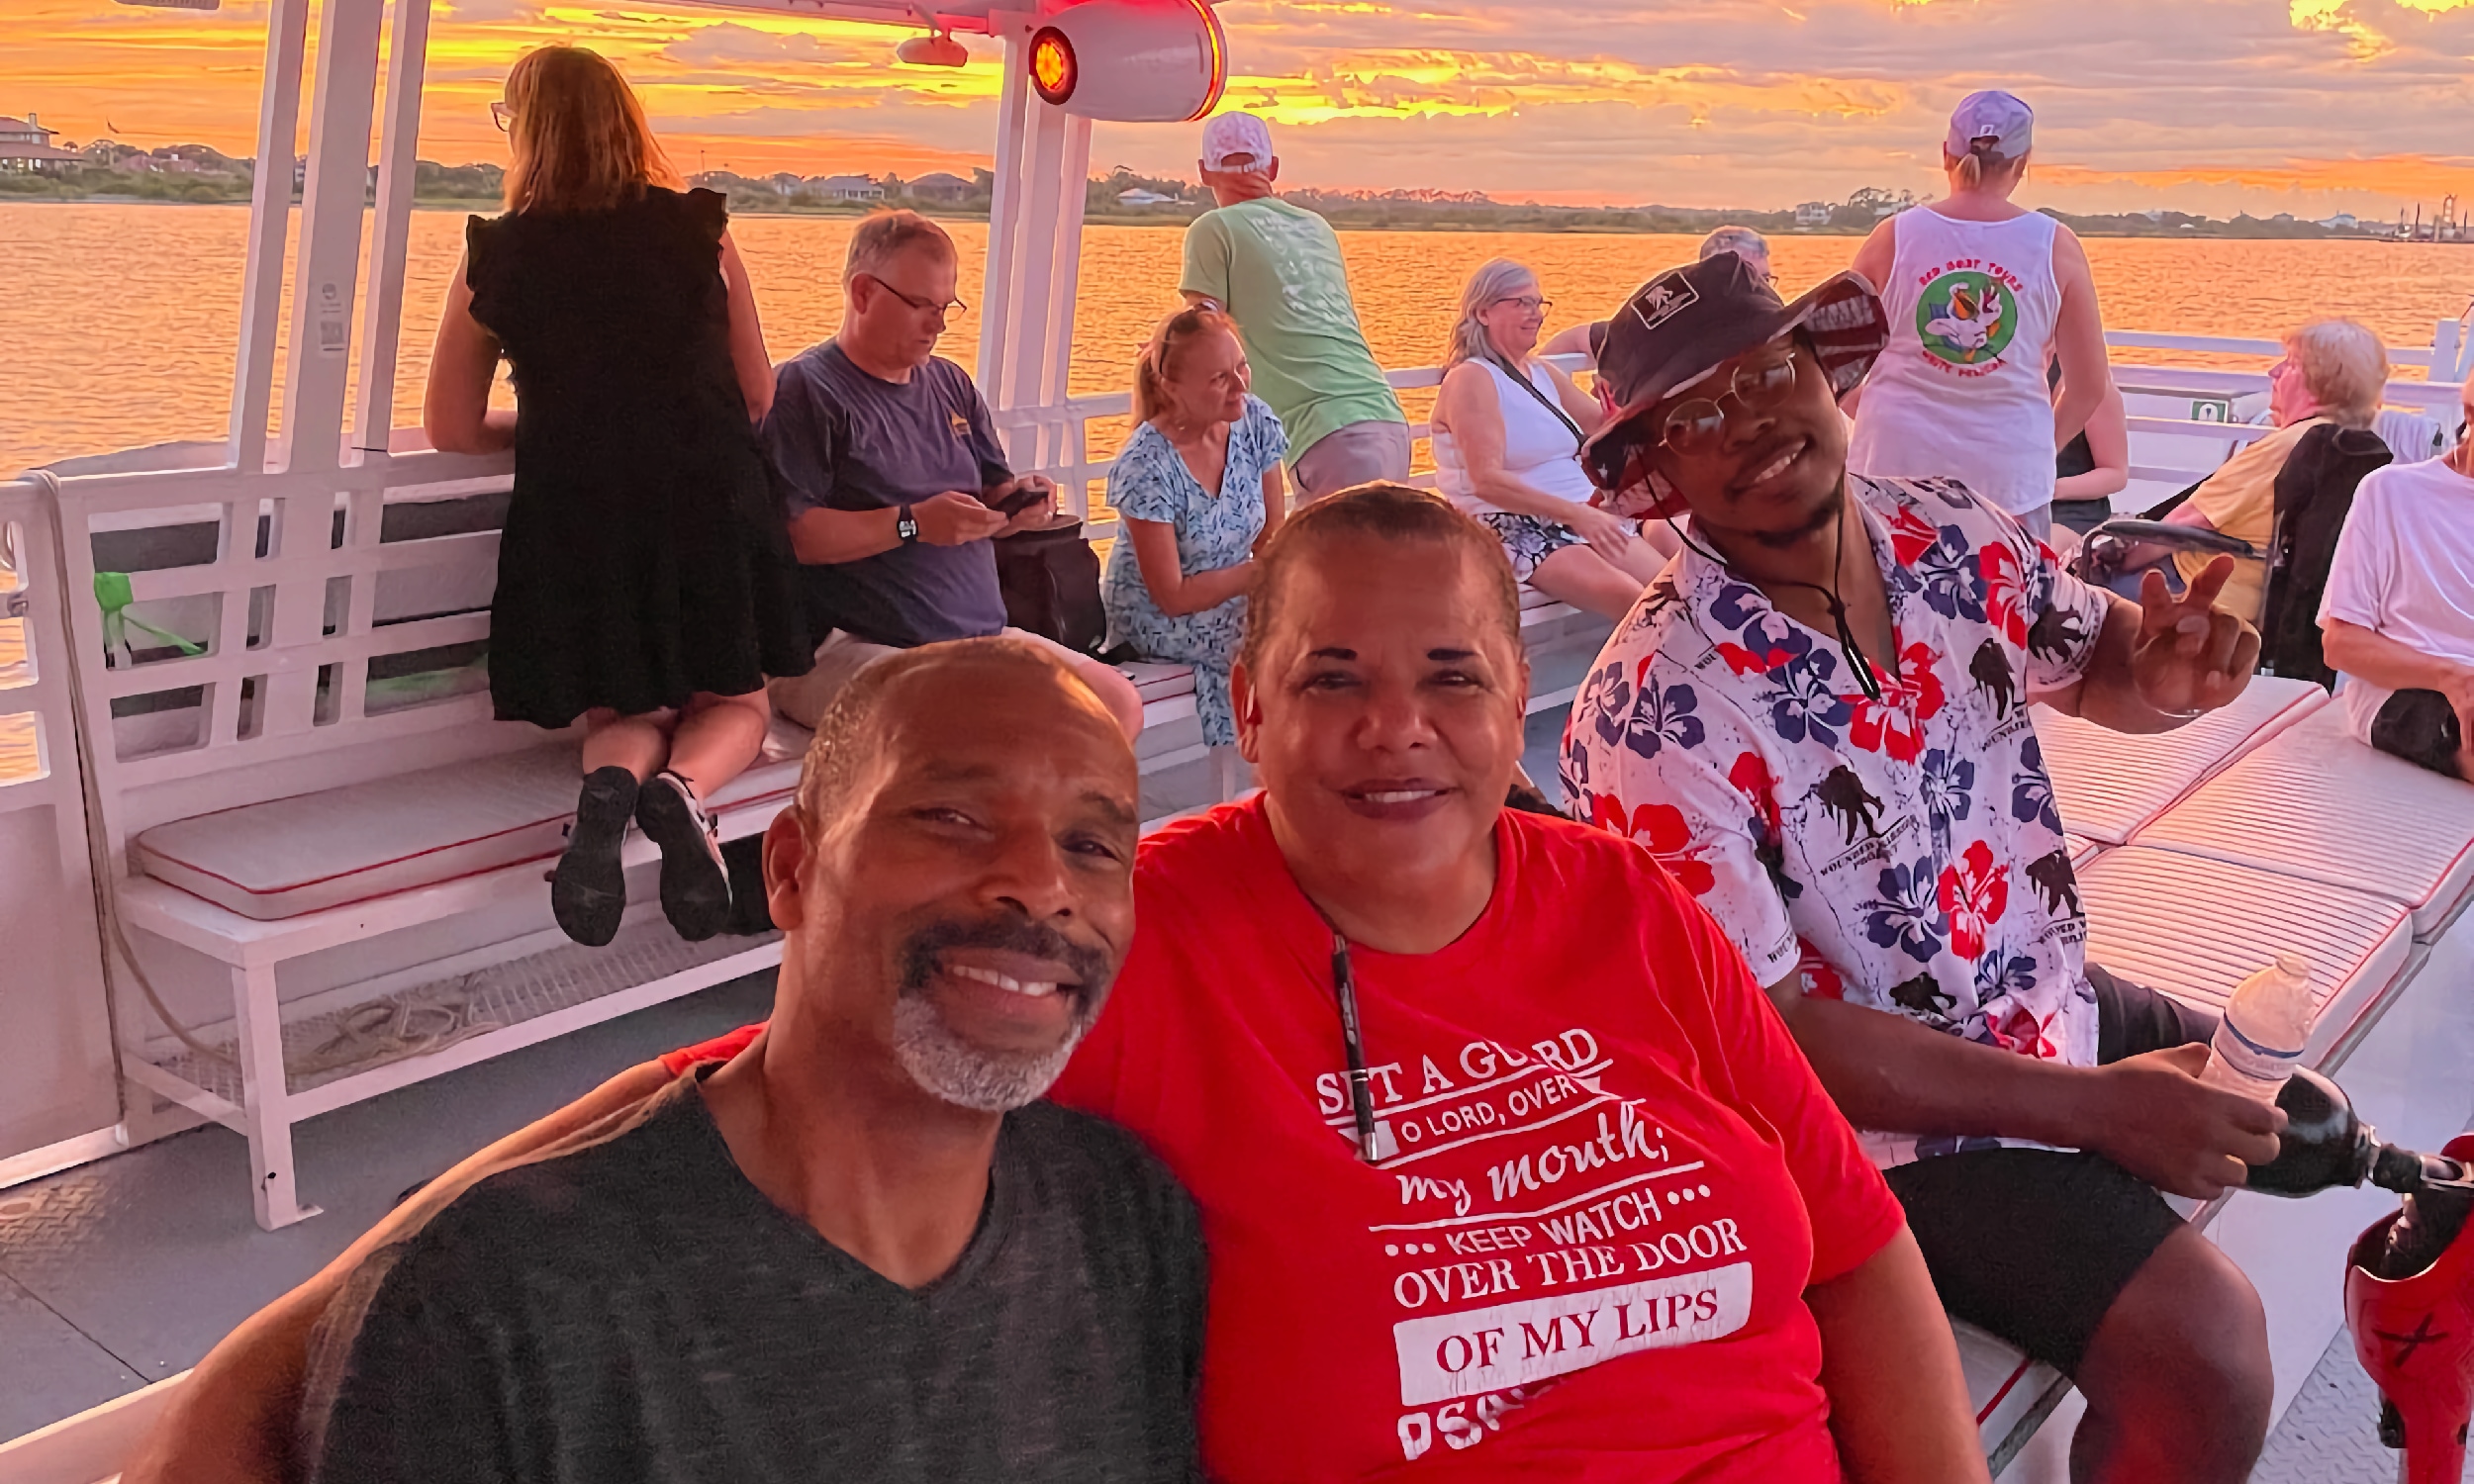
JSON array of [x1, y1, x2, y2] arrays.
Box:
[[7, 0, 2474, 219]]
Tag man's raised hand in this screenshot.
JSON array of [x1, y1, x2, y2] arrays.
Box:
[[2129, 555, 2258, 719]]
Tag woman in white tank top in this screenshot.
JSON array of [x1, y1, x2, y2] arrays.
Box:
[[1431, 258, 1677, 618], [1847, 90, 2115, 537]]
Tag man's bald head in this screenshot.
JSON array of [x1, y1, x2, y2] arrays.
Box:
[[792, 637, 1129, 839], [765, 636, 1140, 1115]]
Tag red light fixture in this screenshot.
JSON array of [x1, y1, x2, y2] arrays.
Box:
[[1029, 27, 1078, 107]]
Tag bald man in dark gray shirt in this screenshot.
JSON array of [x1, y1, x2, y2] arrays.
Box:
[[301, 641, 1203, 1484]]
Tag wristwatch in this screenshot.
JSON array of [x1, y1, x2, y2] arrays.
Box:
[[896, 504, 919, 543]]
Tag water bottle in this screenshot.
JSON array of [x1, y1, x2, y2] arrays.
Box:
[[2200, 953, 2314, 1103]]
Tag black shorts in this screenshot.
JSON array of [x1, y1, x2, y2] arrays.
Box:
[[1880, 966, 2219, 1374], [2371, 688, 2467, 781]]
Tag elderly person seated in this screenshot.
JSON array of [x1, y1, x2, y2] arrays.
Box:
[[2320, 378, 2474, 781], [1099, 306, 1287, 750], [2107, 317, 2388, 621], [1431, 257, 1675, 618]]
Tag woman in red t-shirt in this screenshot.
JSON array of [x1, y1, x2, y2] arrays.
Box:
[[134, 488, 1983, 1484]]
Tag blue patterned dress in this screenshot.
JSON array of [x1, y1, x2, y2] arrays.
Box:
[[1102, 396, 1287, 745]]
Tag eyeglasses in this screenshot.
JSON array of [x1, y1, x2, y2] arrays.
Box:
[[1652, 339, 1803, 457], [862, 273, 968, 320], [1491, 295, 1552, 316], [490, 101, 513, 133]]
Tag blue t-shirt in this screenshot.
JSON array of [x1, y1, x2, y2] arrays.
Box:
[[765, 341, 1013, 649]]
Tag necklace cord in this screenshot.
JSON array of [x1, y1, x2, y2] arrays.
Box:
[[1662, 491, 1885, 702]]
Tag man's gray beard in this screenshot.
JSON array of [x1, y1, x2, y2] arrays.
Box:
[[890, 991, 1094, 1113]]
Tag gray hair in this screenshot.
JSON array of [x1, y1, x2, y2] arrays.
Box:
[[2285, 318, 2389, 428], [1698, 226, 1769, 266], [842, 208, 956, 286], [1445, 257, 1540, 367]]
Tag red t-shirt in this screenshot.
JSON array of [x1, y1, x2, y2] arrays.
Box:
[[660, 798, 1902, 1481]]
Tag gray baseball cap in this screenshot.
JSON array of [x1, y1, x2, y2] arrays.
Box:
[[1947, 90, 2033, 161]]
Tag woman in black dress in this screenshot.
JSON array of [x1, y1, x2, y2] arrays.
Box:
[[425, 45, 809, 948]]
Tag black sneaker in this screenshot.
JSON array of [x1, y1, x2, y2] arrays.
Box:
[[553, 767, 637, 947], [635, 770, 730, 942]]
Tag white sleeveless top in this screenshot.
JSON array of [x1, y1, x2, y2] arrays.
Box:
[[1847, 208, 2063, 515], [1433, 358, 1597, 514]]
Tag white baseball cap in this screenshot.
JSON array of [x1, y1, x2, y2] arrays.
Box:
[[1946, 89, 2033, 161], [1200, 112, 1275, 172]]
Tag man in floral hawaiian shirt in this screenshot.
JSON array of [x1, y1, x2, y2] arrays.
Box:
[[1563, 253, 2283, 1484]]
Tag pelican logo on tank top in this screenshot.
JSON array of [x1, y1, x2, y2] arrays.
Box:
[[1915, 265, 2023, 373]]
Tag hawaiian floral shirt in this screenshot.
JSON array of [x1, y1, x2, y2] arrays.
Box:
[[1561, 474, 2116, 1167]]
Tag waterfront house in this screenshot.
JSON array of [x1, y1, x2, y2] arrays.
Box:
[[814, 173, 885, 201], [1117, 187, 1177, 207], [1794, 201, 1830, 227], [908, 170, 974, 204], [0, 114, 80, 173]]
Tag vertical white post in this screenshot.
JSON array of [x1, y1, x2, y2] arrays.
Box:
[[227, 0, 313, 473], [232, 961, 318, 1229], [352, 0, 435, 462], [977, 13, 1033, 411], [279, 0, 388, 478]]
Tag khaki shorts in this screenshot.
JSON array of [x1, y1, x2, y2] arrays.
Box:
[[1290, 418, 1413, 501], [768, 627, 1102, 730]]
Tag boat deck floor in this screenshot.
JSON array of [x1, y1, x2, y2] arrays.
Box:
[[0, 717, 2445, 1479]]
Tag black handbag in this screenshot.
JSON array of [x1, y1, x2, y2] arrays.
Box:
[[995, 518, 1108, 656]]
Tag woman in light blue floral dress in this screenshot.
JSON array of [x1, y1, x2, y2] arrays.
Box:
[[1102, 308, 1288, 745]]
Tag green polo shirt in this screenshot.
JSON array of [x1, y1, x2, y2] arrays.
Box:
[[1179, 198, 1404, 463]]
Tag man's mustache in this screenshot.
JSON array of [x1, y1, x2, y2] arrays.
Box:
[[898, 914, 1116, 1000]]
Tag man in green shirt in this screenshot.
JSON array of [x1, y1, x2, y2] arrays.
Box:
[[1180, 113, 1408, 500]]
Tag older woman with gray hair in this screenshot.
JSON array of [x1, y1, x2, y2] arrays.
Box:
[[2108, 316, 2391, 622], [1430, 258, 1675, 617]]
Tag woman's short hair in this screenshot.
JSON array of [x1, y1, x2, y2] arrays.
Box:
[[1445, 258, 1541, 367], [1239, 484, 1519, 674], [1133, 305, 1240, 424], [501, 46, 681, 215], [2284, 318, 2389, 428], [843, 209, 957, 286], [1698, 226, 1768, 264]]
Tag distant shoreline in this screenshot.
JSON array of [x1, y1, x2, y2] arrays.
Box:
[[0, 191, 2442, 242]]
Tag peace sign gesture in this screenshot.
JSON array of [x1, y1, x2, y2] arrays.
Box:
[[2128, 555, 2259, 718]]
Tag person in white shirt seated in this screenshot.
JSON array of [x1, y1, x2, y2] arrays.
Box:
[[1430, 257, 1676, 619], [2320, 383, 2474, 781]]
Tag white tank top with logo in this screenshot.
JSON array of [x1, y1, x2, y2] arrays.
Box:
[[1433, 358, 1598, 514], [1847, 208, 2063, 515]]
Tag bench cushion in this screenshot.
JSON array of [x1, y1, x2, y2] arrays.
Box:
[[2133, 703, 2474, 938], [1116, 661, 1196, 703], [2034, 676, 2325, 845], [2077, 846, 2415, 1059], [137, 746, 585, 921]]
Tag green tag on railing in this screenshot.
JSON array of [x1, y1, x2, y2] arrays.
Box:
[[93, 571, 205, 659]]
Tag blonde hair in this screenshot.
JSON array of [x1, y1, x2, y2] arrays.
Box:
[[1948, 141, 2026, 192], [1446, 258, 1540, 367], [2285, 318, 2389, 428], [1132, 306, 1239, 424], [501, 46, 680, 214], [843, 209, 957, 286]]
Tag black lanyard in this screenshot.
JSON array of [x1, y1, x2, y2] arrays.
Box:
[[1664, 500, 1885, 702], [1329, 931, 1381, 1163]]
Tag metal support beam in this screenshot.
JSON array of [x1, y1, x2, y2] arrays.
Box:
[[279, 0, 388, 478], [226, 0, 313, 473], [352, 0, 437, 462], [976, 13, 1093, 491]]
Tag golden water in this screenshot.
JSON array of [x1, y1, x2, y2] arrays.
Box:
[[6, 201, 2473, 478]]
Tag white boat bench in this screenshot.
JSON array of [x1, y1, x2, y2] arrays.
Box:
[[45, 453, 1618, 1233]]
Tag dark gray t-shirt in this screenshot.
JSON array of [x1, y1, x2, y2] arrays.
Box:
[[306, 1077, 1205, 1484], [766, 341, 1013, 649]]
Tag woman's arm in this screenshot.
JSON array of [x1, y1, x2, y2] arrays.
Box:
[[1435, 363, 1636, 560], [422, 251, 515, 456], [116, 1060, 680, 1484], [719, 231, 773, 424], [1537, 323, 1599, 366], [1807, 1229, 1993, 1484], [2049, 228, 2113, 449], [1540, 357, 1607, 437], [1848, 216, 1898, 297], [1124, 516, 1252, 617], [1256, 461, 1288, 552], [2055, 378, 2130, 504], [2324, 620, 2474, 730]]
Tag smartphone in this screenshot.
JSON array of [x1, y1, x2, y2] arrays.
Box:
[[994, 484, 1051, 517]]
